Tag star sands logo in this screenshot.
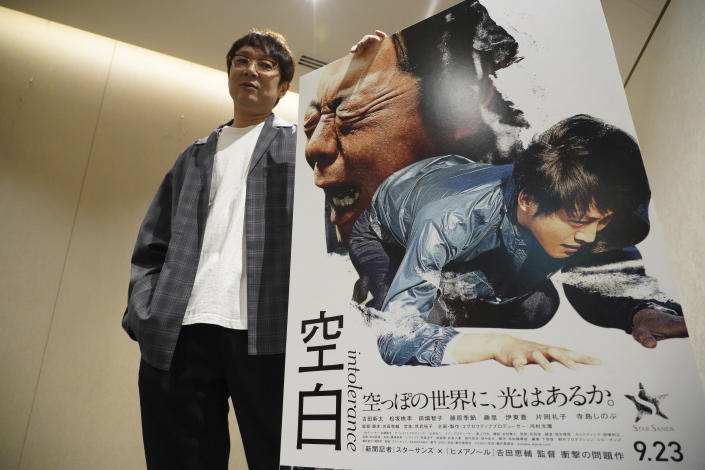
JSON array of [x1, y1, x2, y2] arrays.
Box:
[[624, 382, 668, 423]]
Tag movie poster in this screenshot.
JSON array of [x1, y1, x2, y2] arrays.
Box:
[[279, 1, 705, 468]]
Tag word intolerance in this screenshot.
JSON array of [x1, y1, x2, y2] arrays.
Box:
[[347, 350, 361, 451]]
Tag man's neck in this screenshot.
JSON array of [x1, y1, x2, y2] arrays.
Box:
[[232, 108, 271, 128]]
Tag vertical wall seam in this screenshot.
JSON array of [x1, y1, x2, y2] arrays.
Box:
[[16, 38, 118, 470], [624, 0, 671, 88]]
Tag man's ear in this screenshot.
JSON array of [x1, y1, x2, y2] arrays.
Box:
[[517, 191, 537, 216], [278, 81, 290, 99]]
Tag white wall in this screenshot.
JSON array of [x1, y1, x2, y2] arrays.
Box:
[[0, 7, 296, 469], [625, 0, 705, 384]]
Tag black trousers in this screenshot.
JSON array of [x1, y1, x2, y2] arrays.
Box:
[[138, 325, 285, 470]]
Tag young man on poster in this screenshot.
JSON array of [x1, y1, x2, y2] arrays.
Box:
[[122, 30, 295, 469], [349, 115, 687, 369]]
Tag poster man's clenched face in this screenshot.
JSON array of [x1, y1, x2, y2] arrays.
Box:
[[304, 38, 435, 243]]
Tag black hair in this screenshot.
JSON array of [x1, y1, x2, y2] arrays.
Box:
[[393, 0, 528, 162], [513, 114, 650, 220], [226, 29, 295, 84]]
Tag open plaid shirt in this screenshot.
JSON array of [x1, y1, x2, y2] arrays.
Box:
[[123, 114, 296, 370]]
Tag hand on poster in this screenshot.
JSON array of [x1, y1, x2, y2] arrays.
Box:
[[631, 308, 688, 348], [448, 333, 602, 373], [349, 30, 387, 53]]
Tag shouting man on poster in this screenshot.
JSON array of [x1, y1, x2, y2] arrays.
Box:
[[349, 115, 687, 369], [305, 0, 528, 247], [122, 30, 295, 469]]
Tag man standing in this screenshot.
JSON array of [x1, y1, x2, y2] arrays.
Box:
[[123, 30, 295, 469]]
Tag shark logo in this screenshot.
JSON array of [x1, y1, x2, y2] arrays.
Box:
[[624, 382, 668, 423]]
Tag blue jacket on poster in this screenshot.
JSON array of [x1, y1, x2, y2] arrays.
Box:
[[363, 155, 681, 366]]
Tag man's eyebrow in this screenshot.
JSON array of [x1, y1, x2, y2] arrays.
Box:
[[235, 50, 273, 60], [571, 213, 612, 222], [308, 96, 344, 113], [307, 100, 321, 112], [328, 96, 344, 112]]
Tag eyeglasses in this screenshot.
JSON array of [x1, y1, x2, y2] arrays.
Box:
[[231, 55, 278, 74]]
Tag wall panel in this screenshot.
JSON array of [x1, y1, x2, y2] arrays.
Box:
[[0, 9, 113, 468], [625, 0, 705, 387]]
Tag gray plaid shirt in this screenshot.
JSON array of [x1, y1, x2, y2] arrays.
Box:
[[123, 114, 296, 370]]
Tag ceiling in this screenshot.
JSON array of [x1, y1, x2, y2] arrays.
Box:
[[2, 0, 667, 91]]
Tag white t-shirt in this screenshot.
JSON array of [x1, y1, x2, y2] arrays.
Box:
[[182, 122, 264, 329]]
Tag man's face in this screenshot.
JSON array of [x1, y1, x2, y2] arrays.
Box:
[[518, 195, 614, 258], [228, 45, 289, 121], [304, 38, 434, 243]]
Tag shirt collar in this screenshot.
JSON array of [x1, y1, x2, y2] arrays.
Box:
[[500, 172, 535, 270]]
